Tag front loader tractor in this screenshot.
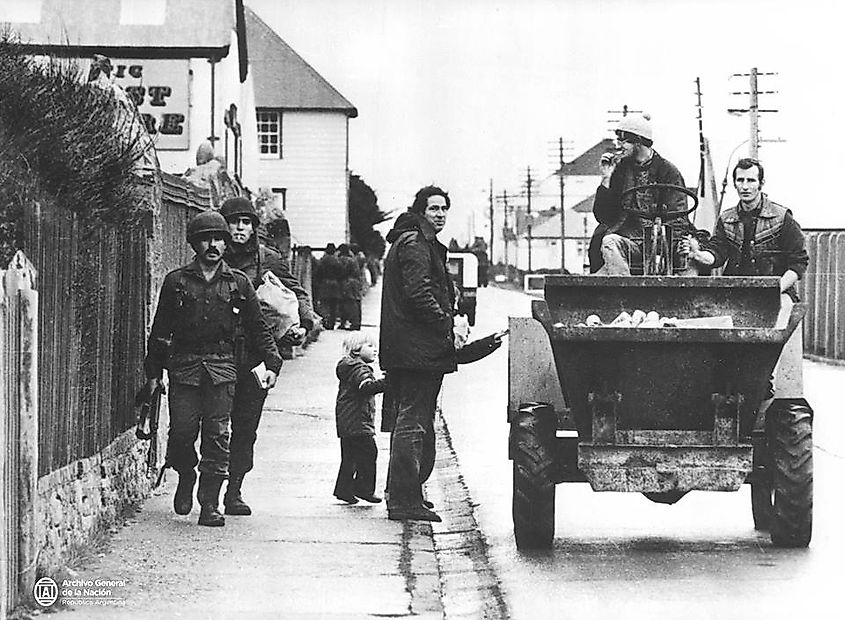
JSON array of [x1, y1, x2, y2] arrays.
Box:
[[507, 274, 813, 550]]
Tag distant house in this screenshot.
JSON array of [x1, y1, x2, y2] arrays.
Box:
[[245, 6, 358, 247], [7, 0, 258, 189], [554, 138, 614, 272], [495, 139, 610, 273]]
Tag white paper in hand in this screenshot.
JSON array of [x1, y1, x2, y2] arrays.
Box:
[[251, 361, 269, 389]]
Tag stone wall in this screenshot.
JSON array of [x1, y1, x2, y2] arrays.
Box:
[[35, 429, 157, 577]]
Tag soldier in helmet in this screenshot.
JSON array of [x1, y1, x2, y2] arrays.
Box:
[[143, 211, 281, 527], [590, 112, 695, 274], [219, 196, 316, 516]]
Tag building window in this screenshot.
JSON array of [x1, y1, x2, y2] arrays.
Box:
[[257, 110, 282, 158], [272, 187, 287, 212]]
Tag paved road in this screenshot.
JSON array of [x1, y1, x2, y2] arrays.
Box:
[[441, 284, 844, 620]]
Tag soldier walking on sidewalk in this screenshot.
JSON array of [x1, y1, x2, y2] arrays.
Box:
[[221, 196, 315, 515], [143, 211, 281, 527]]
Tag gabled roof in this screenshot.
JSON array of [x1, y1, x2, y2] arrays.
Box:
[[572, 194, 595, 213], [560, 139, 616, 176], [245, 6, 357, 117], [5, 0, 236, 59]]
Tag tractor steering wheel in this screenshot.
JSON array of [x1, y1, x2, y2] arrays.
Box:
[[620, 183, 699, 222]]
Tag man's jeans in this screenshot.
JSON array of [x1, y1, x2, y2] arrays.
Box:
[[595, 233, 642, 275], [386, 370, 444, 511]]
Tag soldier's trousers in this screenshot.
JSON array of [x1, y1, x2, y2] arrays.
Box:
[[167, 375, 234, 477], [386, 370, 444, 511], [229, 368, 269, 476]]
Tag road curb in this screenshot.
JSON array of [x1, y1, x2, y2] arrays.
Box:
[[429, 410, 509, 619]]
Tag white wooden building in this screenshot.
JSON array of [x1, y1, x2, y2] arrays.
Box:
[[245, 7, 358, 248]]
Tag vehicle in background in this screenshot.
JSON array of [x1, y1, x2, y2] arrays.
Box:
[[447, 251, 478, 326]]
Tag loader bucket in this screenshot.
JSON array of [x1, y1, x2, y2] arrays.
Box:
[[534, 275, 804, 444]]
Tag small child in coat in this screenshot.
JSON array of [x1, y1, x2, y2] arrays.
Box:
[[333, 332, 385, 504]]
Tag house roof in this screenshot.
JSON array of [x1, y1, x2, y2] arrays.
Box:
[[572, 194, 595, 213], [5, 0, 236, 59], [560, 139, 616, 176], [245, 6, 357, 117]]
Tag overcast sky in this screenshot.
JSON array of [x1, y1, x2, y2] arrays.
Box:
[[249, 0, 843, 239]]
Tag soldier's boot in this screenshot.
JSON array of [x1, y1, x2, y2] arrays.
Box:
[[197, 474, 226, 527], [173, 469, 197, 516], [224, 473, 252, 516]]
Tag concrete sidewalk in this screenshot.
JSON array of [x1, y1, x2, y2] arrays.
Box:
[[51, 285, 444, 619]]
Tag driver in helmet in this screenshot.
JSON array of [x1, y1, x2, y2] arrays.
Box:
[[589, 113, 696, 275]]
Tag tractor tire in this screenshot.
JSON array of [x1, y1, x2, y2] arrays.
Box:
[[511, 404, 556, 550], [768, 401, 813, 548]]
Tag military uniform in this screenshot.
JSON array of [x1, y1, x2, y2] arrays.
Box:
[[145, 257, 281, 523], [223, 242, 312, 498]]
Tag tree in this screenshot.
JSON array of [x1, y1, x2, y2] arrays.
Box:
[[348, 173, 390, 258]]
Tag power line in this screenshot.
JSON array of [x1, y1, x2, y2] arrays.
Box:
[[728, 67, 779, 158]]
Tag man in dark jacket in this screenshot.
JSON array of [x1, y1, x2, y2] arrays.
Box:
[[144, 211, 280, 527], [315, 243, 343, 329], [380, 185, 457, 522], [337, 243, 363, 330], [220, 196, 315, 516], [590, 113, 695, 274], [681, 158, 808, 293]]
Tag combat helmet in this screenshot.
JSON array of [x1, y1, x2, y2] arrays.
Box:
[[220, 196, 259, 226], [186, 210, 231, 242]]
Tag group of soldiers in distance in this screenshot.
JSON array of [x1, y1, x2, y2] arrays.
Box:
[[313, 243, 379, 331]]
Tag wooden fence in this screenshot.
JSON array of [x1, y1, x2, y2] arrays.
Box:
[[1, 252, 39, 615], [799, 229, 845, 361], [13, 174, 202, 479], [21, 203, 149, 477], [0, 170, 218, 610]]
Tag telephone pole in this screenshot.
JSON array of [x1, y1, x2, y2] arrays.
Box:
[[695, 77, 705, 195], [525, 167, 533, 272], [606, 103, 643, 132], [728, 67, 779, 158], [557, 138, 567, 272], [488, 178, 494, 263], [500, 190, 511, 268], [749, 68, 759, 158]]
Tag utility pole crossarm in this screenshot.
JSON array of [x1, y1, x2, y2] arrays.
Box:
[[728, 67, 778, 159]]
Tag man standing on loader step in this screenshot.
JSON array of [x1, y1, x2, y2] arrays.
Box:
[[220, 196, 315, 516], [680, 157, 808, 294], [144, 210, 281, 527]]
